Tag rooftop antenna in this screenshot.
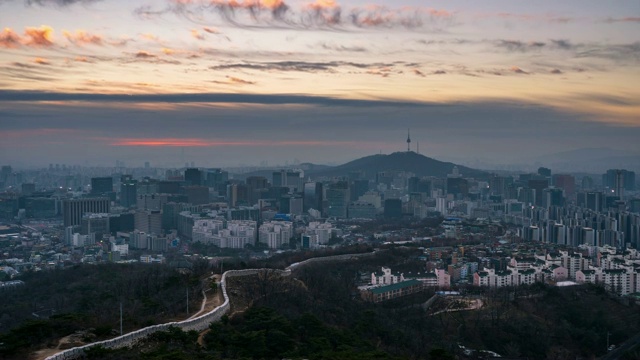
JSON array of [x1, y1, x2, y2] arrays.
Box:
[[406, 128, 411, 152], [417, 142, 420, 154]]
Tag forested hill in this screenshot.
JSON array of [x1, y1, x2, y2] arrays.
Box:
[[308, 151, 489, 179]]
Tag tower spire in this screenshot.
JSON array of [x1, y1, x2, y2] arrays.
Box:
[[406, 128, 411, 152]]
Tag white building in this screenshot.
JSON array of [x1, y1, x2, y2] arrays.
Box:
[[371, 267, 405, 285], [191, 219, 256, 249], [304, 222, 333, 245], [259, 221, 293, 249]]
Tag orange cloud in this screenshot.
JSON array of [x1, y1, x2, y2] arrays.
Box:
[[73, 56, 93, 63], [140, 33, 159, 41], [426, 8, 452, 17], [307, 0, 338, 9], [63, 30, 103, 46], [24, 25, 55, 47], [202, 26, 219, 34], [510, 66, 529, 74], [190, 29, 205, 40], [0, 28, 22, 48], [110, 138, 365, 147], [33, 57, 51, 65]]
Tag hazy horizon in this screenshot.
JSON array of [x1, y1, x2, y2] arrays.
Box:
[[1, 0, 639, 170]]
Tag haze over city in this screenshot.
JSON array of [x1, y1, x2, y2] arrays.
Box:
[[1, 0, 639, 169]]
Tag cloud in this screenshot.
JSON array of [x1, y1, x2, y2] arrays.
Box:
[[72, 56, 94, 63], [209, 60, 397, 73], [0, 0, 101, 6], [493, 12, 574, 24], [0, 62, 59, 82], [319, 42, 367, 52], [0, 90, 424, 107], [108, 138, 362, 147], [135, 51, 156, 58], [412, 69, 425, 77], [510, 66, 528, 74], [24, 25, 55, 47], [211, 76, 257, 85], [0, 28, 22, 48], [550, 69, 562, 74], [63, 29, 103, 46], [190, 28, 205, 40], [495, 39, 545, 52], [550, 39, 574, 50], [575, 42, 640, 63], [605, 17, 640, 23], [227, 76, 255, 85], [33, 57, 51, 65], [202, 26, 219, 34], [432, 70, 446, 75], [134, 0, 454, 31]]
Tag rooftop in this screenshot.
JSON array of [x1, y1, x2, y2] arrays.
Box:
[[369, 279, 422, 295]]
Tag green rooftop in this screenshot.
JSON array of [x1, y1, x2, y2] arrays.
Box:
[[370, 279, 422, 295]]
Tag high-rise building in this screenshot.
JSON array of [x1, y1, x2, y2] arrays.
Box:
[[136, 194, 169, 211], [272, 170, 303, 193], [184, 168, 203, 186], [205, 169, 229, 191], [135, 210, 162, 235], [543, 188, 565, 207], [81, 213, 111, 240], [384, 198, 403, 219], [528, 179, 549, 207], [577, 191, 604, 212], [246, 176, 268, 205], [227, 183, 248, 207], [120, 175, 137, 208], [350, 179, 369, 201], [303, 182, 323, 213], [552, 174, 576, 200], [326, 181, 349, 218], [272, 170, 285, 187], [63, 198, 110, 227], [91, 177, 113, 195], [537, 167, 551, 177], [603, 169, 635, 191], [447, 177, 469, 198]]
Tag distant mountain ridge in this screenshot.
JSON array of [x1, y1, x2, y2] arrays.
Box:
[[308, 151, 489, 179]]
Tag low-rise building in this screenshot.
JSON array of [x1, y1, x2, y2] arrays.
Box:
[[362, 279, 424, 303]]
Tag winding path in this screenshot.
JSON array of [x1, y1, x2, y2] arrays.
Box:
[[41, 251, 376, 360]]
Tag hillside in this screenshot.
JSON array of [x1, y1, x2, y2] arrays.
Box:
[[309, 151, 489, 179]]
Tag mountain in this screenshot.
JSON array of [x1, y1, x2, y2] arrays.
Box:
[[308, 151, 489, 179]]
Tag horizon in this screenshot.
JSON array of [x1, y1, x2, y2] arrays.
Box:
[[1, 0, 639, 170]]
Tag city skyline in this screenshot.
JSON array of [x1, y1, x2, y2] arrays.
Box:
[[0, 0, 639, 167]]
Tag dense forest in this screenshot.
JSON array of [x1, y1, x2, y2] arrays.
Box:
[[51, 248, 640, 359], [0, 262, 210, 358], [3, 248, 640, 359]]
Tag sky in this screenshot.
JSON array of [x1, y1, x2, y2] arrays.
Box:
[[0, 0, 639, 169]]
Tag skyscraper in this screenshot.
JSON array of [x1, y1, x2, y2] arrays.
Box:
[[91, 177, 113, 195], [603, 169, 636, 191], [120, 175, 137, 208], [63, 198, 110, 227], [326, 181, 350, 218], [184, 168, 203, 186], [303, 182, 323, 213]]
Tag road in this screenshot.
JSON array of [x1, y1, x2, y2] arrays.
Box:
[[599, 331, 640, 359]]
